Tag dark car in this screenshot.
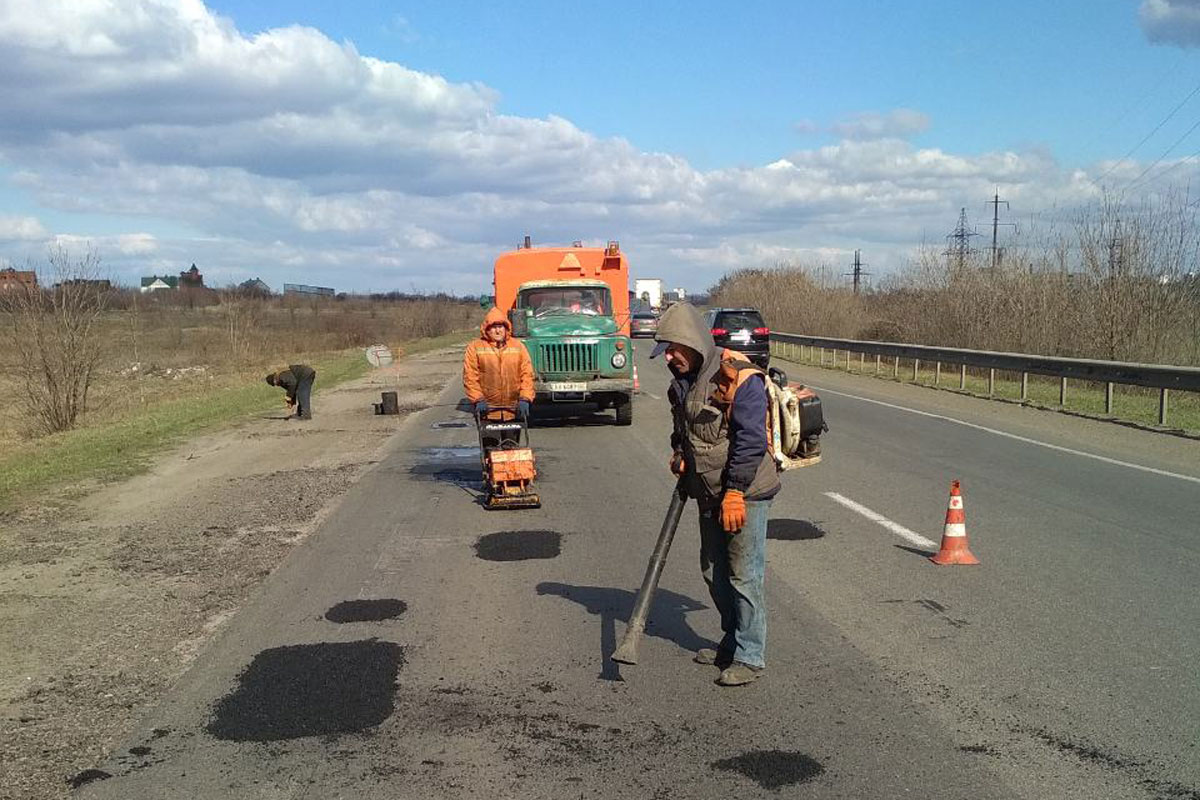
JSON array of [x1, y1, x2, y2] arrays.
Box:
[[631, 312, 659, 338], [705, 307, 770, 367]]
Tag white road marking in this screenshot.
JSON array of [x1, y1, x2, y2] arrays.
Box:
[[811, 385, 1200, 486], [824, 492, 938, 549]]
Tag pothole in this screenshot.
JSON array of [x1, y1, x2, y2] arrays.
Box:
[[711, 750, 825, 790], [474, 530, 561, 562], [207, 640, 403, 742], [418, 446, 478, 460], [325, 599, 407, 623], [432, 421, 470, 429]]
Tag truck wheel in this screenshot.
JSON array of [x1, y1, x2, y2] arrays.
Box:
[[615, 398, 633, 426]]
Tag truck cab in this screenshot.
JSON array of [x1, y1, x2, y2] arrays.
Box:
[[494, 241, 634, 425]]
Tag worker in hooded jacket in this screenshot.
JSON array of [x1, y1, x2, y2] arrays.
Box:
[[265, 364, 317, 420], [650, 302, 779, 687], [463, 307, 535, 423]]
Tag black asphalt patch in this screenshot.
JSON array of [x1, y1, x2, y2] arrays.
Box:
[[711, 750, 825, 790], [475, 530, 561, 561], [431, 421, 470, 429], [325, 599, 407, 623], [767, 519, 826, 540], [207, 640, 403, 742], [68, 769, 112, 789]]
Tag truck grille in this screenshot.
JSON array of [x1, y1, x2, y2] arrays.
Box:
[[539, 342, 598, 374]]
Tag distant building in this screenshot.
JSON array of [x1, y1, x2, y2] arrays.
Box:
[[55, 278, 113, 291], [0, 267, 37, 292], [140, 275, 179, 293], [179, 264, 205, 289], [283, 283, 335, 297], [238, 277, 272, 295]]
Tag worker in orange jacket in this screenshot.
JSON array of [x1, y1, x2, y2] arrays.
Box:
[[463, 307, 535, 421]]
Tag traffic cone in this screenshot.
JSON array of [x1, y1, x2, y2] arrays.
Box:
[[633, 364, 640, 393], [930, 480, 979, 565]]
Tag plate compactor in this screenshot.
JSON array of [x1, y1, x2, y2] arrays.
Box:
[[476, 407, 541, 510]]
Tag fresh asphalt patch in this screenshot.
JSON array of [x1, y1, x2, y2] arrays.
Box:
[[766, 518, 827, 540], [325, 599, 408, 623], [68, 768, 113, 789], [474, 530, 561, 561], [207, 640, 403, 742], [711, 750, 827, 790]]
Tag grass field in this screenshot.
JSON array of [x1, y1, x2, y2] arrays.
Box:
[[771, 342, 1200, 435], [0, 329, 474, 511]]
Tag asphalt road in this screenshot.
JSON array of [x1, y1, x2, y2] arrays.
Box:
[[78, 345, 1200, 800]]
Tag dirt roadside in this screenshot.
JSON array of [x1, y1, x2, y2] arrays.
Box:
[[0, 347, 463, 800]]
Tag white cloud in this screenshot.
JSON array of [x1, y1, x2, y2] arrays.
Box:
[[830, 109, 931, 141], [0, 214, 47, 240], [1140, 0, 1200, 46], [0, 1, 1180, 294]]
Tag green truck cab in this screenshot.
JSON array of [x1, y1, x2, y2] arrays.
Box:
[[494, 243, 634, 426]]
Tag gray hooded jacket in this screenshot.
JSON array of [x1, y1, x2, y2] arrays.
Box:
[[654, 303, 780, 509]]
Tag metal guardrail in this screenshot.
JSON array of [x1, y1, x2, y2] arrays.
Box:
[[770, 332, 1200, 427]]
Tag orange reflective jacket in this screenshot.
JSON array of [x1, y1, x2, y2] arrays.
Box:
[[463, 307, 535, 409]]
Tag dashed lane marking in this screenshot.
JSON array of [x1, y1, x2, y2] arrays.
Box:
[[811, 385, 1200, 487], [823, 492, 938, 549]]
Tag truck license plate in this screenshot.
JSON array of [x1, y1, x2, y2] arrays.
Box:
[[549, 381, 587, 392], [732, 330, 751, 343]]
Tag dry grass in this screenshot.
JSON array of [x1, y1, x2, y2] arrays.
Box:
[[0, 291, 480, 450]]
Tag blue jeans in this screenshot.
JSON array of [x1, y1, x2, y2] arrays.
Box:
[[699, 498, 771, 669]]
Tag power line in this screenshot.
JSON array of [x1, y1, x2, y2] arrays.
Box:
[[1122, 115, 1200, 195], [1095, 79, 1200, 185]]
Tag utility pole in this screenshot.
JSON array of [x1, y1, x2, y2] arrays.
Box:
[[843, 249, 871, 294], [985, 189, 1013, 269], [945, 207, 980, 273]]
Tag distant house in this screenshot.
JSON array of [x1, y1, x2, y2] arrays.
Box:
[[0, 267, 38, 292], [283, 283, 335, 297], [140, 275, 179, 293], [179, 264, 204, 290], [55, 278, 113, 291], [238, 277, 272, 296]]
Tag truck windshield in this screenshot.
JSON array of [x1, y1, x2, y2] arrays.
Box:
[[518, 287, 612, 317]]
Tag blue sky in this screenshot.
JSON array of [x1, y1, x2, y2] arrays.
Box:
[[1, 0, 1199, 293]]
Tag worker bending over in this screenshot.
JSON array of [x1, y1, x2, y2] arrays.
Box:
[[265, 364, 317, 420], [463, 307, 535, 428], [651, 303, 778, 687]]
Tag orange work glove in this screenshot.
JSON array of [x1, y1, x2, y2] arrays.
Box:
[[669, 451, 686, 476], [720, 489, 746, 533]]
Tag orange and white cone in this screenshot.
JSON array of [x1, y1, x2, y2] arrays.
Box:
[[633, 364, 640, 393], [930, 480, 979, 565]]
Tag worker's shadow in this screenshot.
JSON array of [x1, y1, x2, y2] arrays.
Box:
[[536, 581, 716, 682]]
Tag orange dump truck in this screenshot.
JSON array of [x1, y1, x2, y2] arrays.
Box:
[[494, 239, 634, 425]]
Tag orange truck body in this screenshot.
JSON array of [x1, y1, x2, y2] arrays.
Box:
[[493, 243, 631, 336]]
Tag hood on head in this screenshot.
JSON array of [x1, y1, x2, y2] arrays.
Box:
[[651, 303, 716, 370], [480, 306, 512, 338]]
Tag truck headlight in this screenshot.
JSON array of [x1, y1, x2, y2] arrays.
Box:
[[611, 351, 627, 369]]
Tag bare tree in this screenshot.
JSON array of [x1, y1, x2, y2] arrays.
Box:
[[1, 247, 109, 434]]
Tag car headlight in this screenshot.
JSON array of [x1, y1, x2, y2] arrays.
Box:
[[611, 351, 627, 369]]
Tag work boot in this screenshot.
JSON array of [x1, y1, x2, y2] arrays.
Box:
[[693, 648, 734, 668], [716, 662, 763, 687]]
